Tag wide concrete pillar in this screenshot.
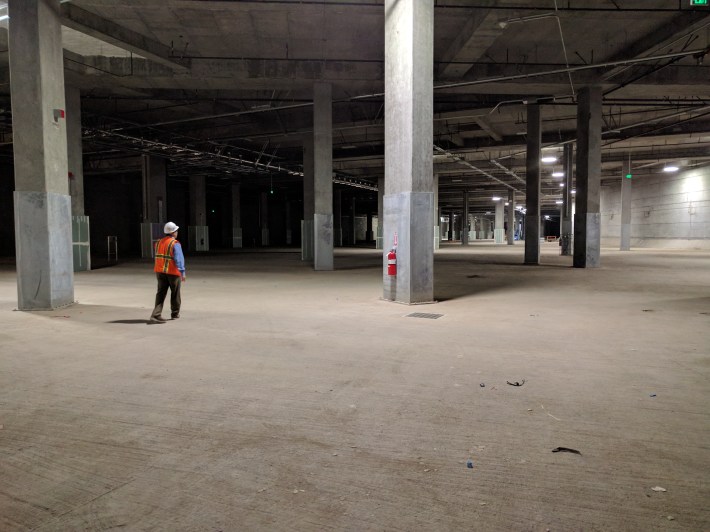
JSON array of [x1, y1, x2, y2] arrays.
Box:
[[561, 143, 573, 255], [383, 0, 434, 304], [231, 183, 242, 248], [189, 174, 209, 251], [524, 104, 541, 264], [620, 157, 632, 251], [461, 191, 469, 246], [494, 200, 505, 243], [301, 137, 314, 261], [10, 0, 74, 310], [66, 84, 90, 271], [313, 82, 333, 270], [507, 190, 515, 245], [573, 86, 602, 268]]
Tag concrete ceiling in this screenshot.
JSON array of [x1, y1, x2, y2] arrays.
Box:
[[1, 0, 710, 212]]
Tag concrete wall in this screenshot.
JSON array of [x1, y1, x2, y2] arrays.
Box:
[[601, 166, 710, 249]]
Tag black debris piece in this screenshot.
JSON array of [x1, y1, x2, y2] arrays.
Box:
[[552, 447, 581, 455], [506, 379, 525, 387]]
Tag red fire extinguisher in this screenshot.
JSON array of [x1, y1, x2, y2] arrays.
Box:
[[387, 248, 397, 276]]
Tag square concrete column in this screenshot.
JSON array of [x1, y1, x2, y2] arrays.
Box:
[[259, 191, 269, 246], [560, 143, 574, 255], [507, 190, 515, 245], [494, 199, 505, 243], [574, 86, 602, 268], [66, 84, 90, 271], [313, 82, 333, 270], [140, 155, 167, 258], [334, 189, 342, 247], [620, 157, 632, 251], [232, 183, 243, 247], [189, 174, 209, 251], [10, 0, 74, 309], [461, 191, 469, 246], [301, 136, 314, 261], [433, 173, 440, 249], [524, 104, 541, 264], [383, 0, 434, 303]]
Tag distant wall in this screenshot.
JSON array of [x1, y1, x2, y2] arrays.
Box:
[[601, 166, 710, 250]]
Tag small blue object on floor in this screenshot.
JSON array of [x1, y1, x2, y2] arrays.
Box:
[[466, 459, 474, 468]]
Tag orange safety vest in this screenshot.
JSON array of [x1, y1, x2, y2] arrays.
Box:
[[154, 236, 181, 276]]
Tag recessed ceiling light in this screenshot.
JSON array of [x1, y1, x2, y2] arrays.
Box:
[[552, 171, 564, 177], [504, 202, 509, 206], [541, 156, 557, 163], [492, 196, 501, 201], [559, 183, 564, 187], [555, 200, 563, 204], [663, 165, 679, 173], [571, 189, 576, 194]]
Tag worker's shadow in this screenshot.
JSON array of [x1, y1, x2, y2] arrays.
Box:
[[108, 319, 164, 325]]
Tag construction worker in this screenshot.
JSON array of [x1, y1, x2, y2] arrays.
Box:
[[150, 222, 186, 323]]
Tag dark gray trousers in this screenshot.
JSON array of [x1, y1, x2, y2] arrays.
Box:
[[151, 273, 181, 318]]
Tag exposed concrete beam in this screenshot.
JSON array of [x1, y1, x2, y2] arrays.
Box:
[[473, 116, 502, 141], [601, 12, 710, 81], [60, 3, 190, 72], [437, 8, 491, 79]]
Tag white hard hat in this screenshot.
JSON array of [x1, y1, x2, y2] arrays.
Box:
[[164, 222, 179, 234]]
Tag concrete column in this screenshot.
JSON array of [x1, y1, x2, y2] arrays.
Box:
[[494, 200, 505, 243], [231, 183, 242, 248], [189, 174, 209, 251], [433, 173, 440, 249], [139, 155, 167, 257], [142, 156, 167, 224], [10, 0, 74, 309], [366, 213, 373, 242], [573, 86, 602, 268], [383, 0, 434, 303], [301, 137, 314, 261], [620, 157, 632, 251], [524, 104, 541, 264], [259, 191, 269, 246], [333, 188, 342, 247], [561, 143, 573, 255], [66, 86, 84, 217], [66, 84, 90, 271], [376, 177, 384, 249], [313, 82, 333, 270], [461, 191, 469, 245], [507, 190, 515, 245], [350, 196, 357, 245], [285, 199, 293, 245]]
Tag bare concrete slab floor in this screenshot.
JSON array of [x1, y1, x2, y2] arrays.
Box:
[[1, 243, 708, 530]]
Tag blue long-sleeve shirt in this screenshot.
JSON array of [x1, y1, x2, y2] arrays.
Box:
[[173, 241, 185, 274]]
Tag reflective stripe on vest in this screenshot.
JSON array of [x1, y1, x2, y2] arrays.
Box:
[[154, 237, 181, 276]]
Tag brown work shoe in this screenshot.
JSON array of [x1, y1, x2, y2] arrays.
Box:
[[150, 316, 167, 323]]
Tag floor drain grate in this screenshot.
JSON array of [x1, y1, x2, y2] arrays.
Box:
[[406, 312, 443, 320]]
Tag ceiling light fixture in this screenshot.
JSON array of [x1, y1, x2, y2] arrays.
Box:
[[559, 183, 564, 187], [541, 156, 557, 163], [571, 189, 576, 194], [0, 15, 8, 21], [492, 196, 501, 201], [552, 171, 564, 178], [663, 165, 679, 173], [555, 200, 563, 204]]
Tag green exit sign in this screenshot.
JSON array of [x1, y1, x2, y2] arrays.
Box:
[[691, 0, 708, 5]]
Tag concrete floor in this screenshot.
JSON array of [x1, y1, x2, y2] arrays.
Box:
[[1, 243, 708, 531]]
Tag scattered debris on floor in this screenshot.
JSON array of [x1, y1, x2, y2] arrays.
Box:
[[642, 309, 654, 312], [507, 379, 525, 386], [650, 393, 657, 397], [467, 274, 483, 278], [651, 486, 667, 492], [479, 383, 485, 387], [552, 447, 581, 455], [666, 516, 675, 521], [51, 315, 70, 319], [466, 459, 474, 468]]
